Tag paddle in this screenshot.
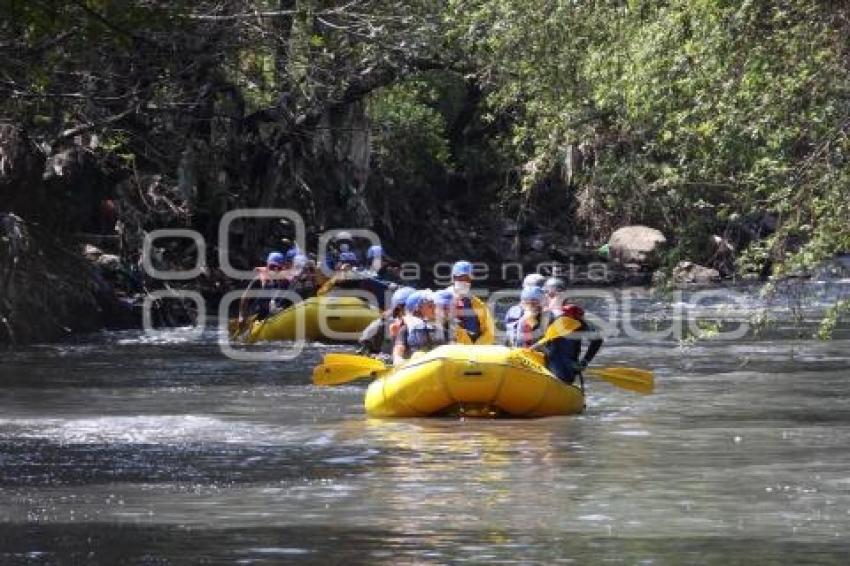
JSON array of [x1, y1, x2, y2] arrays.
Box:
[[585, 367, 654, 394], [525, 316, 654, 394], [323, 352, 387, 370], [528, 316, 581, 351], [312, 361, 390, 386], [312, 352, 390, 386], [314, 349, 653, 393]]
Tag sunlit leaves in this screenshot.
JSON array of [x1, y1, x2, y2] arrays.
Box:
[[446, 0, 850, 275]]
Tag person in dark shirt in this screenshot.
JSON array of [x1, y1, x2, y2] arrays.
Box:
[[541, 278, 603, 385]]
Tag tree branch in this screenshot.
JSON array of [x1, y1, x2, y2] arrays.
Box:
[[52, 106, 138, 145]]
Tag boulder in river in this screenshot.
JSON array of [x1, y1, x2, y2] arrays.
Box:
[[607, 225, 667, 267]]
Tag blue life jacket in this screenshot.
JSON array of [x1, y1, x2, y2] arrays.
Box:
[[504, 304, 523, 327], [456, 296, 481, 342], [397, 316, 445, 358]]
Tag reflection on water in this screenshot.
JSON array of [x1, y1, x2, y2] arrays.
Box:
[[1, 287, 849, 562]]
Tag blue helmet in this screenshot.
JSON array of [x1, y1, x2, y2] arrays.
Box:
[[266, 252, 285, 267], [405, 290, 435, 313], [451, 260, 473, 278], [520, 286, 545, 303], [338, 251, 358, 264], [390, 286, 416, 310], [292, 253, 308, 269], [434, 289, 454, 308], [285, 248, 299, 261], [367, 245, 384, 260]]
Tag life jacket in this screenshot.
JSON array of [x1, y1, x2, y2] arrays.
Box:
[[399, 315, 443, 357], [543, 305, 589, 384], [252, 267, 290, 316], [358, 316, 394, 355], [455, 296, 482, 341], [441, 288, 494, 345], [289, 271, 318, 298], [504, 304, 523, 327], [509, 309, 550, 348], [388, 317, 404, 340]]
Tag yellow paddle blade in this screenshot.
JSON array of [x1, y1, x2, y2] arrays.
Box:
[[530, 316, 582, 349], [586, 367, 654, 395], [511, 348, 653, 395], [312, 363, 389, 386], [323, 353, 388, 371]]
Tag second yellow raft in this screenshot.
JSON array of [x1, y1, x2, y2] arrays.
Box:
[[244, 296, 379, 343], [365, 345, 585, 418]]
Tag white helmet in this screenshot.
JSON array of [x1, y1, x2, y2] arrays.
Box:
[[544, 277, 567, 293], [522, 273, 546, 289]]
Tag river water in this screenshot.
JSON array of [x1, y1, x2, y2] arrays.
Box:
[[1, 286, 849, 563]]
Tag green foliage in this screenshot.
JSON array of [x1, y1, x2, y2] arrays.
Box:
[[231, 48, 277, 111], [817, 299, 850, 340], [446, 0, 850, 275], [3, 0, 849, 299], [369, 78, 451, 186]]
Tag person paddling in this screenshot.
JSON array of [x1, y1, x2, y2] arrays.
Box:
[[540, 277, 604, 385], [237, 252, 290, 327], [287, 253, 319, 300], [318, 250, 395, 309]]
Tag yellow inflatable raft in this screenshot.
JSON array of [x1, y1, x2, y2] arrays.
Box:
[[365, 345, 585, 418], [241, 296, 379, 343]]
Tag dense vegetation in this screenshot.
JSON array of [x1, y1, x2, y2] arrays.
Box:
[[2, 1, 849, 340]]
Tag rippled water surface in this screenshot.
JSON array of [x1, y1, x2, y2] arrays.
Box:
[[2, 287, 850, 563]]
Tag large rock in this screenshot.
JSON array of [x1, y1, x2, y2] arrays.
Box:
[[608, 226, 667, 266], [670, 261, 721, 286]]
